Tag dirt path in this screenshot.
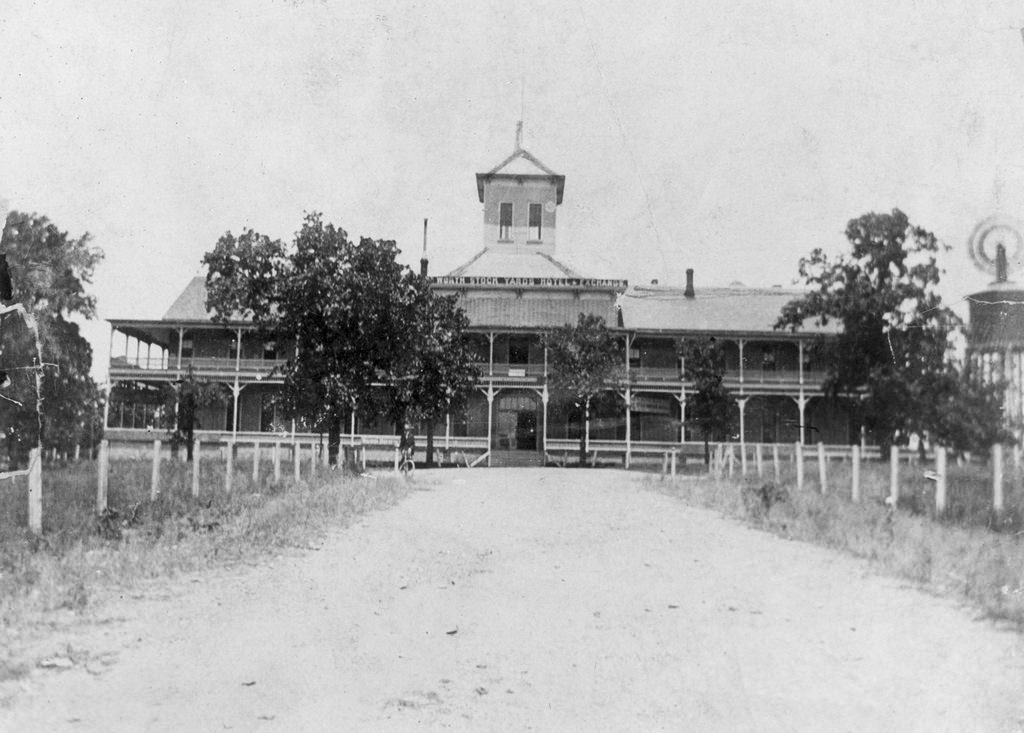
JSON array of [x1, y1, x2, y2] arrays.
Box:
[[3, 468, 1024, 732]]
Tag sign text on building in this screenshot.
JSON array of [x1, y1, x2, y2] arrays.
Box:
[[432, 276, 627, 288]]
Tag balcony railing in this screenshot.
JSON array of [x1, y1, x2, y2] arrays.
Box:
[[110, 356, 288, 374], [480, 362, 546, 378]]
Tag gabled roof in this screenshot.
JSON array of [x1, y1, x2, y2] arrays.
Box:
[[446, 249, 581, 279], [617, 284, 839, 336], [476, 146, 566, 203], [163, 276, 212, 321]]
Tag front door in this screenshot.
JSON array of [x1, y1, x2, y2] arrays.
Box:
[[515, 410, 537, 450]]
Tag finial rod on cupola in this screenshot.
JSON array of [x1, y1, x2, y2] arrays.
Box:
[[996, 242, 1008, 283], [515, 120, 523, 151], [420, 218, 428, 278]]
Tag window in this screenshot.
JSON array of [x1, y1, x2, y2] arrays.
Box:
[[528, 203, 542, 241], [263, 341, 277, 361], [499, 203, 513, 240], [180, 336, 194, 360], [508, 336, 530, 365]]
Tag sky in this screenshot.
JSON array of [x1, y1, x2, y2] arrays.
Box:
[[3, 0, 1024, 381]]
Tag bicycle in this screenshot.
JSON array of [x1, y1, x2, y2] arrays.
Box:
[[398, 448, 415, 477]]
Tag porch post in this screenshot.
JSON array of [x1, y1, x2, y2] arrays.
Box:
[[585, 397, 591, 453], [796, 394, 807, 445], [445, 412, 451, 451], [231, 380, 240, 440], [738, 339, 745, 385], [176, 326, 184, 371], [486, 387, 495, 467], [798, 340, 804, 385], [488, 332, 495, 377], [350, 409, 357, 446], [624, 388, 631, 469], [679, 387, 686, 443], [738, 397, 748, 475], [541, 384, 549, 453]]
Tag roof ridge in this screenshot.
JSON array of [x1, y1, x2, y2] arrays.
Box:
[[487, 148, 557, 176], [535, 251, 581, 278], [446, 249, 488, 276]]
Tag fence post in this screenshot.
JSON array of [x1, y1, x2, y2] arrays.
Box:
[[935, 446, 947, 516], [96, 439, 109, 512], [727, 446, 735, 478], [889, 445, 899, 505], [661, 452, 668, 479], [74, 444, 81, 462], [993, 444, 1005, 516], [740, 442, 748, 476], [361, 444, 367, 471], [851, 445, 860, 503], [192, 439, 201, 497], [225, 441, 234, 493], [795, 442, 804, 491], [670, 450, 677, 478], [28, 447, 42, 534], [322, 440, 330, 468], [1013, 443, 1021, 471], [393, 447, 400, 473], [252, 441, 260, 484], [772, 444, 780, 483], [308, 442, 316, 480], [293, 442, 301, 483], [150, 439, 161, 500], [273, 442, 281, 481], [817, 442, 827, 495], [755, 444, 763, 477]]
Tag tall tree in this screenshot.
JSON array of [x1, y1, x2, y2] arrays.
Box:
[[0, 211, 104, 466], [680, 337, 737, 465], [204, 212, 477, 466], [545, 313, 623, 465], [776, 208, 1010, 453]]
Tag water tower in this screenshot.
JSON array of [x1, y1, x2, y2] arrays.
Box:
[[967, 215, 1024, 430]]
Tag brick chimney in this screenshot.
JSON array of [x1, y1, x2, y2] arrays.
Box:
[[684, 268, 695, 298]]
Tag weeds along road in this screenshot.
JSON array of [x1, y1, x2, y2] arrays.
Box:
[[5, 468, 1024, 732]]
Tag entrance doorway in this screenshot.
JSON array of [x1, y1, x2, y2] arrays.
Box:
[[493, 392, 541, 451]]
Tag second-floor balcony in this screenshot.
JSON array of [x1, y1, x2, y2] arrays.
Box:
[[110, 355, 290, 379]]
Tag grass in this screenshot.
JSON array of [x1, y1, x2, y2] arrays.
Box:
[[0, 453, 408, 683], [654, 457, 1024, 629]]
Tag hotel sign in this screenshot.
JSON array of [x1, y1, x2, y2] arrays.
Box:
[[432, 276, 627, 288]]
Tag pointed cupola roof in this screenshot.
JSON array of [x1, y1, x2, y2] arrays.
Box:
[[476, 123, 565, 203]]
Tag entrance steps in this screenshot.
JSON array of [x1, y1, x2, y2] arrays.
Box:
[[489, 450, 545, 467]]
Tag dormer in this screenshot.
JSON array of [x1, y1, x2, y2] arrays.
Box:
[[475, 125, 565, 255]]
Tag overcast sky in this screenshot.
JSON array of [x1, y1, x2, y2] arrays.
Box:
[[3, 0, 1024, 379]]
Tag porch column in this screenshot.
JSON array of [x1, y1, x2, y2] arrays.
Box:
[[176, 327, 184, 371], [679, 387, 686, 443], [444, 412, 451, 451], [231, 380, 240, 440], [146, 341, 152, 369], [135, 337, 141, 367], [350, 409, 357, 445], [541, 384, 549, 452], [485, 387, 495, 467], [624, 388, 632, 469], [795, 394, 807, 445], [738, 397, 748, 475], [798, 340, 804, 385], [738, 339, 745, 385], [488, 332, 495, 377], [103, 385, 111, 429]]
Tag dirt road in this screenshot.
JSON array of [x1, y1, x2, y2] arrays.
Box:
[[4, 469, 1024, 732]]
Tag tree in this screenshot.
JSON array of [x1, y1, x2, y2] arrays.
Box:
[[378, 290, 478, 465], [545, 313, 623, 465], [680, 337, 737, 465], [776, 208, 1010, 454], [204, 212, 477, 467], [0, 211, 104, 466], [160, 366, 229, 461]]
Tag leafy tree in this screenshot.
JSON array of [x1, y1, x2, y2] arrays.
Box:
[[376, 290, 478, 465], [204, 212, 476, 466], [545, 313, 623, 465], [160, 366, 229, 461], [776, 208, 1010, 454], [0, 211, 104, 466], [680, 337, 737, 465]]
